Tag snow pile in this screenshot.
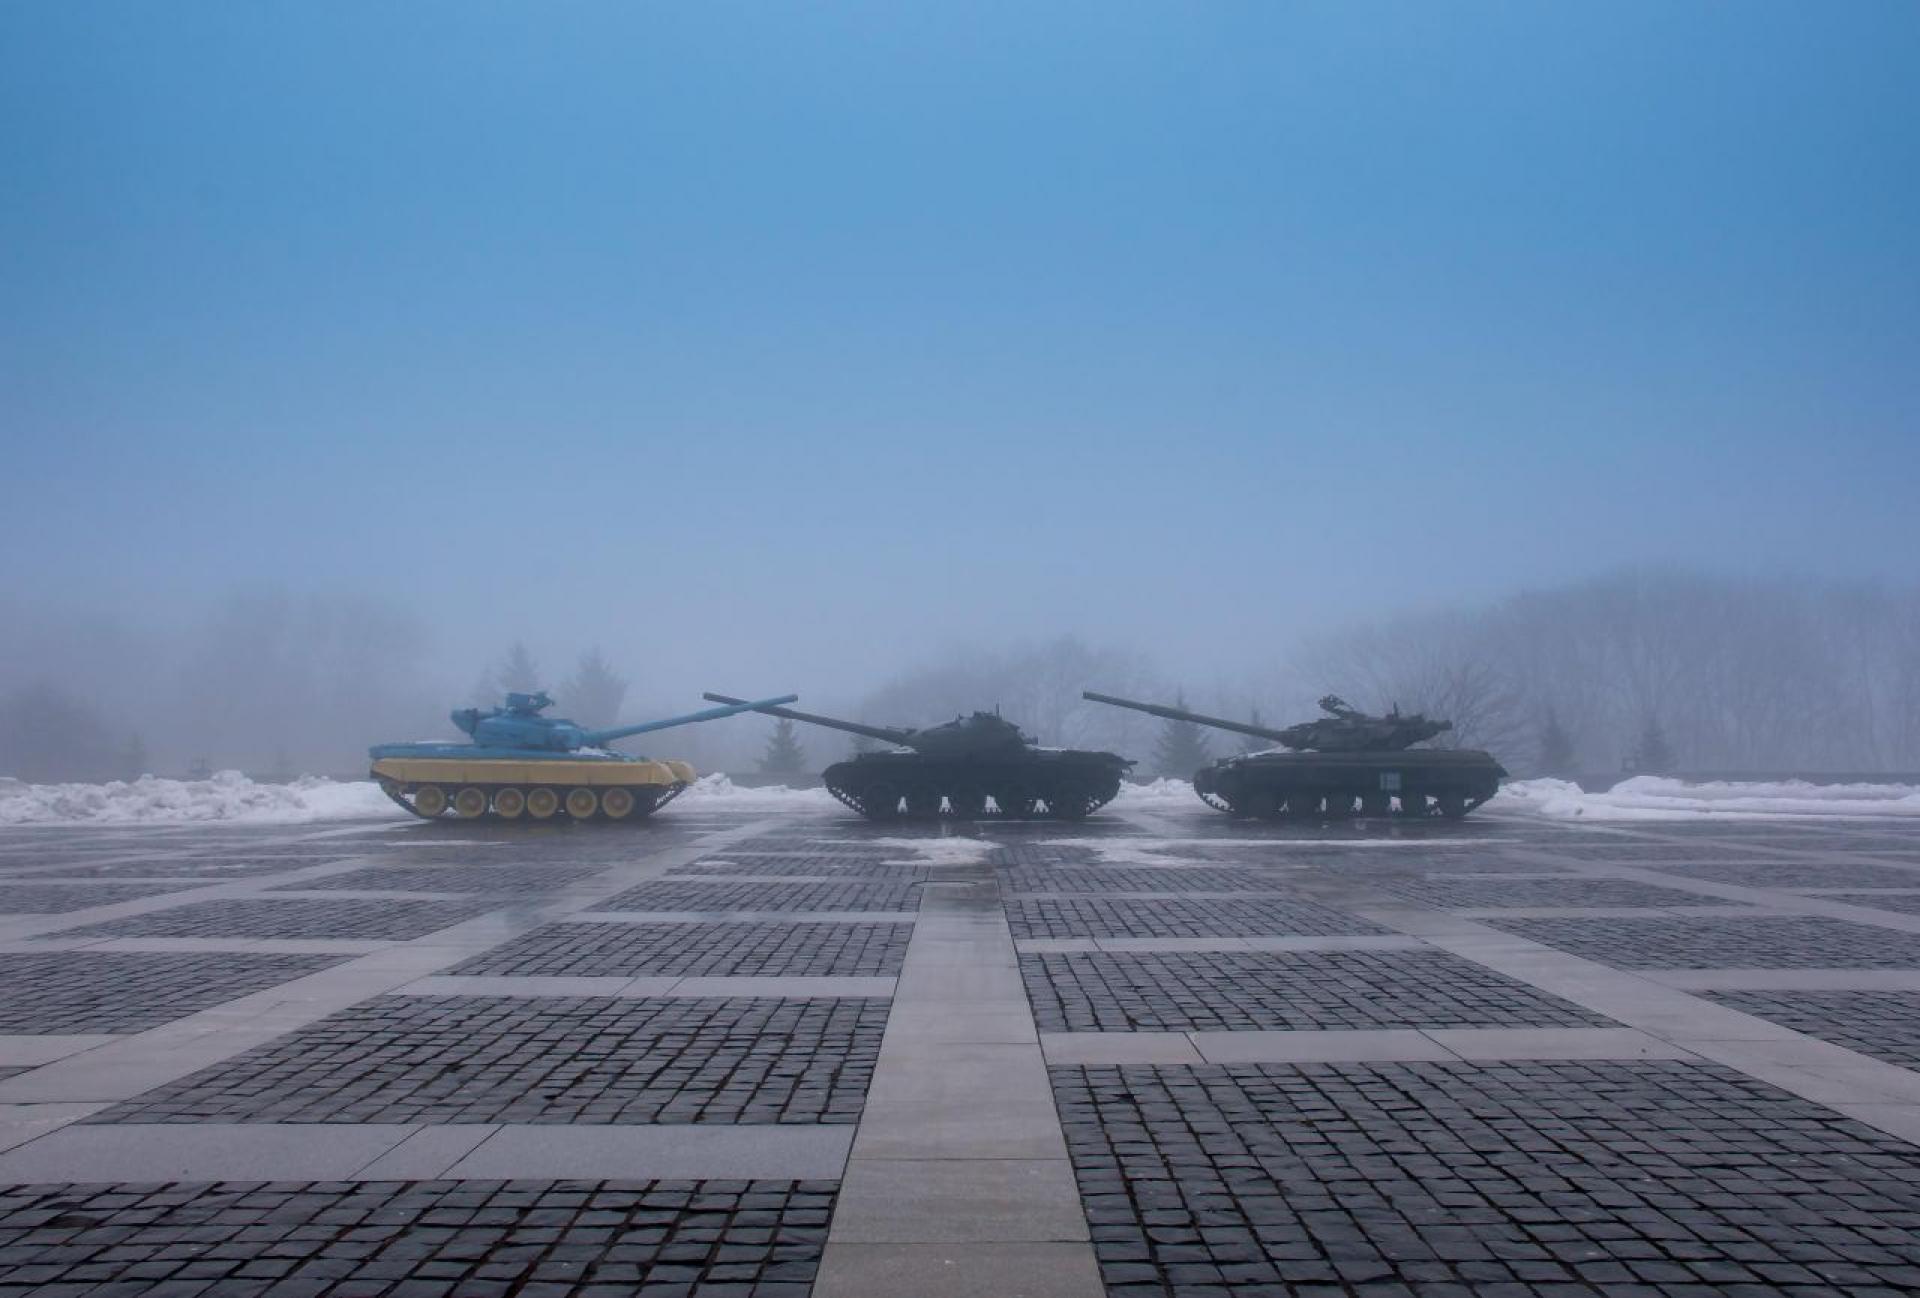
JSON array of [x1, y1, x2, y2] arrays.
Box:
[[675, 774, 839, 809], [0, 771, 394, 826], [1493, 776, 1920, 821], [1112, 778, 1198, 806]]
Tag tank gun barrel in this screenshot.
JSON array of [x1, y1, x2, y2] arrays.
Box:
[[582, 694, 799, 747], [701, 693, 915, 746], [1082, 691, 1293, 745]]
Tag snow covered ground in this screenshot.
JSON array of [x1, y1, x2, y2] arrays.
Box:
[[0, 772, 395, 826], [4, 770, 1918, 826], [1491, 776, 1920, 820]]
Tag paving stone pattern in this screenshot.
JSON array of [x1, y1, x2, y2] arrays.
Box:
[[451, 920, 915, 978], [1491, 915, 1920, 969], [0, 1178, 835, 1297], [93, 995, 888, 1126], [275, 863, 609, 894], [1021, 949, 1609, 1032], [1709, 990, 1920, 1073], [0, 951, 348, 1034], [0, 881, 205, 913], [60, 896, 499, 940], [1379, 876, 1738, 910], [1534, 842, 1836, 863], [675, 855, 935, 879], [8, 857, 331, 880], [1819, 892, 1920, 915], [598, 880, 925, 913], [998, 866, 1291, 894], [1055, 1059, 1920, 1296], [1007, 896, 1391, 940], [1645, 860, 1920, 889]]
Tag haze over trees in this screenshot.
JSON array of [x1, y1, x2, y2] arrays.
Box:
[[0, 568, 1916, 782]]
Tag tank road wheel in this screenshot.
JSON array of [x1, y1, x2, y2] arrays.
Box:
[[993, 789, 1035, 819], [1233, 787, 1279, 820], [1360, 792, 1391, 818], [1323, 790, 1356, 819], [451, 787, 490, 819], [904, 786, 943, 819], [1436, 792, 1470, 819], [861, 782, 904, 821], [1286, 789, 1321, 820], [601, 787, 638, 821], [565, 788, 600, 820], [948, 787, 988, 819], [526, 787, 561, 820], [492, 787, 526, 819], [1047, 787, 1093, 821], [412, 785, 449, 818], [1399, 789, 1427, 818]]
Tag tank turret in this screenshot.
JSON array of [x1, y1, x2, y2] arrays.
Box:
[[369, 693, 797, 822], [703, 692, 1131, 820], [1083, 690, 1504, 820]]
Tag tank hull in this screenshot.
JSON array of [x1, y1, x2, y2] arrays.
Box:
[[821, 751, 1132, 821], [1193, 749, 1507, 820], [369, 755, 697, 822]]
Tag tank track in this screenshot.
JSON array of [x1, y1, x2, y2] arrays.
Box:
[[378, 779, 681, 823], [1192, 749, 1505, 821], [821, 755, 1126, 822]]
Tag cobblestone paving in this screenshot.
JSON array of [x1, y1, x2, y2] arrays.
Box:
[[1490, 915, 1920, 969], [451, 920, 915, 978], [1054, 1060, 1920, 1296], [0, 951, 348, 1033], [1398, 855, 1580, 874], [1021, 949, 1609, 1032], [599, 880, 925, 913], [675, 854, 936, 878], [273, 863, 609, 893], [1378, 876, 1737, 909], [0, 881, 205, 912], [4, 857, 331, 879], [0, 1178, 835, 1296], [1819, 891, 1920, 914], [58, 896, 500, 940], [1008, 896, 1391, 940], [1709, 990, 1920, 1072], [1531, 842, 1826, 863], [91, 995, 888, 1125], [1644, 859, 1920, 889], [998, 866, 1293, 894]]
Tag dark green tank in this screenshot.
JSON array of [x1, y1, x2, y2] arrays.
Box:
[[704, 693, 1134, 820], [1084, 691, 1507, 819]]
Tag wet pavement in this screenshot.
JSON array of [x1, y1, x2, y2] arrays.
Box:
[[1, 804, 1919, 1295]]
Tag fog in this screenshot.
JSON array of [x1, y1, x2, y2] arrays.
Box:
[[2, 5, 1915, 782]]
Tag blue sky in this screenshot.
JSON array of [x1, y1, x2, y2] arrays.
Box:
[[2, 2, 1915, 690]]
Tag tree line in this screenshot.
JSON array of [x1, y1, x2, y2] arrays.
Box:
[[3, 568, 1916, 783]]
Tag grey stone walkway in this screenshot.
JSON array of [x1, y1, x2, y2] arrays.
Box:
[[1, 806, 1919, 1294]]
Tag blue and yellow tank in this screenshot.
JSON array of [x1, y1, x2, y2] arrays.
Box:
[[369, 691, 796, 821]]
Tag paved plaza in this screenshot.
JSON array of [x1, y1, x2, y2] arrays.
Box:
[[2, 806, 1920, 1295]]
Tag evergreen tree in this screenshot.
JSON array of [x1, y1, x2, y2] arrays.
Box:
[[0, 683, 119, 783], [491, 642, 541, 697], [1537, 708, 1576, 778], [1152, 693, 1212, 778], [1240, 707, 1269, 755], [760, 717, 807, 775], [1628, 716, 1675, 775], [560, 648, 628, 730], [119, 733, 150, 782]]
